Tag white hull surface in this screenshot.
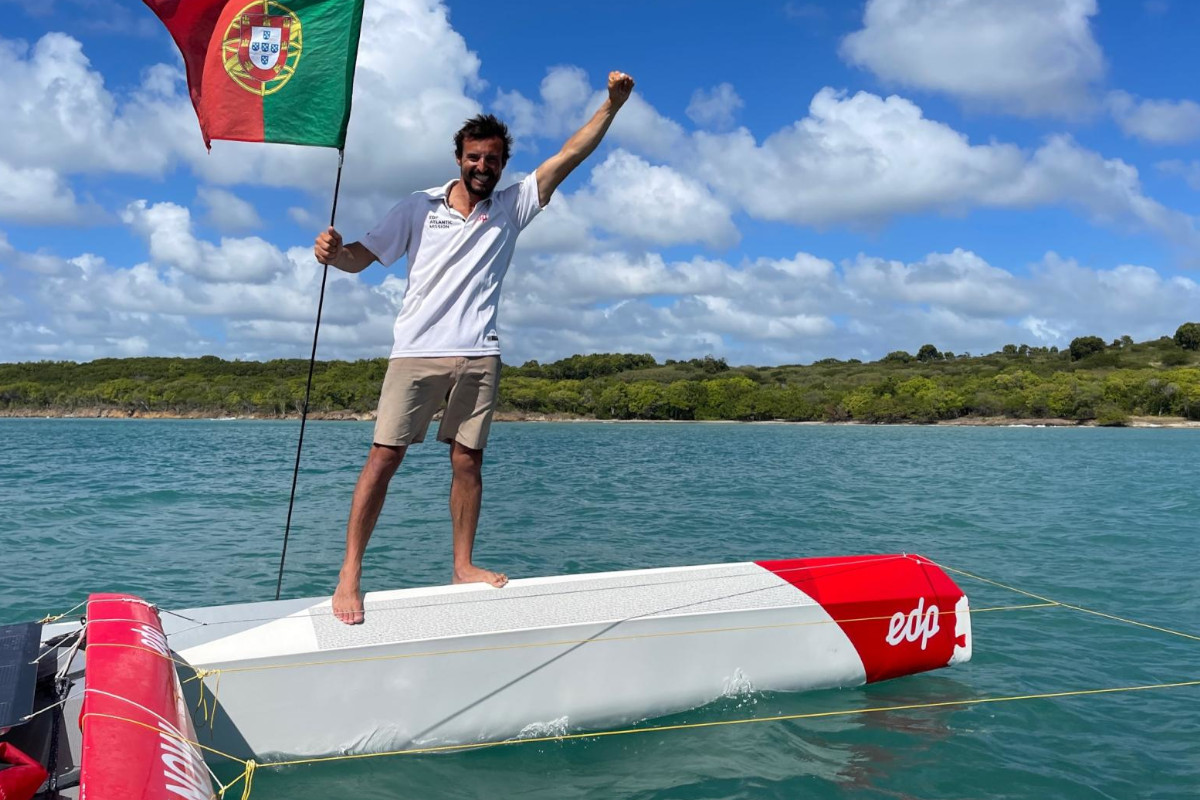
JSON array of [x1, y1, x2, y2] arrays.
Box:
[[141, 554, 972, 762]]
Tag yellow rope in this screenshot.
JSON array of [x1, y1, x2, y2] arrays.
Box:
[[82, 676, 1200, 791], [80, 711, 258, 800], [74, 559, 1198, 800], [184, 668, 223, 731], [277, 678, 1200, 762], [218, 759, 256, 800], [972, 602, 1057, 613], [938, 564, 1200, 643], [38, 599, 86, 625]]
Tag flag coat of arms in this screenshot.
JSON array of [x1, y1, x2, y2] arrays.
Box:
[[143, 0, 365, 149]]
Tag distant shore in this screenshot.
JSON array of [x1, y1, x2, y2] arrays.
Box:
[[1, 408, 1198, 428]]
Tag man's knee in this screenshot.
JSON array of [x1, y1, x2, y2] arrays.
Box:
[[449, 442, 483, 477], [366, 443, 405, 479]]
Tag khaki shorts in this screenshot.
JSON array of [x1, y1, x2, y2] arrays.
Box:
[[373, 356, 501, 450]]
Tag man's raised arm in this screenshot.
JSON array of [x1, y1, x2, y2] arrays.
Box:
[[536, 70, 635, 208], [314, 227, 378, 274]]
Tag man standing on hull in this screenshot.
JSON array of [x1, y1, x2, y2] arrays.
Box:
[[314, 71, 636, 624]]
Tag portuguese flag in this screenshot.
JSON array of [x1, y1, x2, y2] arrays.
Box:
[[143, 0, 365, 149]]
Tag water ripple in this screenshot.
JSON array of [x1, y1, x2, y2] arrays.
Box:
[[2, 419, 1197, 799]]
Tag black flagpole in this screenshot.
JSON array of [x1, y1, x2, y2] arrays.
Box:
[[275, 147, 345, 601]]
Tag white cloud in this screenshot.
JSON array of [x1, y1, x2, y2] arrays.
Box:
[[197, 187, 264, 233], [1027, 253, 1200, 340], [1107, 91, 1200, 144], [0, 0, 491, 239], [6, 4, 1180, 254], [513, 189, 596, 254], [690, 89, 1198, 245], [3, 208, 1198, 366], [692, 295, 834, 341], [2, 0, 1197, 368], [0, 241, 22, 319], [840, 0, 1104, 117], [499, 241, 1200, 365], [0, 161, 88, 224], [571, 152, 738, 248], [495, 66, 592, 142], [1020, 316, 1066, 343], [121, 200, 286, 283], [0, 292, 22, 320], [1157, 160, 1200, 190], [695, 89, 1024, 225], [0, 34, 197, 176], [496, 66, 686, 164], [0, 200, 400, 361], [495, 71, 1196, 250], [505, 246, 845, 363], [1017, 136, 1198, 245], [844, 249, 1027, 316], [3, 223, 400, 362], [601, 92, 688, 163], [0, 231, 82, 276], [686, 83, 744, 130], [507, 252, 736, 309]]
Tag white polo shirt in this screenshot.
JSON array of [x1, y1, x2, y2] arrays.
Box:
[[362, 171, 543, 358]]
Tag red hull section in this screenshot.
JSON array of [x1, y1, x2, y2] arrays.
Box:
[[0, 742, 48, 800], [756, 554, 969, 683], [79, 594, 213, 800]]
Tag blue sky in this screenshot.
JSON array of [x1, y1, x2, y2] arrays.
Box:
[[1, 0, 1198, 366]]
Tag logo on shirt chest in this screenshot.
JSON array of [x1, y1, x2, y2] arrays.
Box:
[[427, 215, 454, 230]]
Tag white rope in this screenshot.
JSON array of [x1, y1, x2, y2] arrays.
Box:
[[54, 625, 87, 682]]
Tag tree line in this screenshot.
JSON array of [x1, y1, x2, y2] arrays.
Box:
[[2, 326, 1198, 425]]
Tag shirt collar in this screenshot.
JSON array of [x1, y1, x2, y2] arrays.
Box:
[[416, 179, 456, 201], [422, 179, 493, 211]]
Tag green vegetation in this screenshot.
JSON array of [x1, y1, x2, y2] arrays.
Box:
[[1067, 335, 1106, 361], [2, 329, 1199, 423], [1176, 322, 1200, 351]]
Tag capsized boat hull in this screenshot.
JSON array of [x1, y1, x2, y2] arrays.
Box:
[[151, 554, 972, 762]]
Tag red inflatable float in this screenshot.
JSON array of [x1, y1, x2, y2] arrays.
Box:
[[0, 742, 48, 800]]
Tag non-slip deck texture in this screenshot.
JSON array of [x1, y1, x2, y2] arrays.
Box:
[[310, 564, 815, 650]]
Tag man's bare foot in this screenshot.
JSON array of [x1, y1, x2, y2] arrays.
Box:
[[453, 564, 508, 588], [332, 579, 365, 625]]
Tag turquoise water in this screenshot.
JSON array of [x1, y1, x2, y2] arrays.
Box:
[[1, 419, 1197, 798]]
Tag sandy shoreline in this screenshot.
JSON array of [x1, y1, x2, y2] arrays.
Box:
[[1, 408, 1197, 428]]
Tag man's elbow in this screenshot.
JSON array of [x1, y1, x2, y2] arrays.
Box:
[[331, 244, 372, 274]]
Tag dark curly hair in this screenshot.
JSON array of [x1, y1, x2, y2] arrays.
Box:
[[454, 114, 513, 165]]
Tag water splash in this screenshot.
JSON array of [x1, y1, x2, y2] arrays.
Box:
[[719, 668, 763, 710], [516, 716, 569, 739], [722, 668, 755, 697]]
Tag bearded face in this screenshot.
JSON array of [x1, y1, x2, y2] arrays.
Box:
[[457, 136, 505, 200]]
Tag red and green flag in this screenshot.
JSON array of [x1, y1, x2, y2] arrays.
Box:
[[143, 0, 366, 149]]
